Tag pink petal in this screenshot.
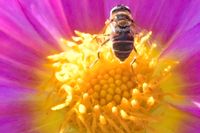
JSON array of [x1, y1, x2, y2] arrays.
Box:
[[133, 0, 200, 44], [61, 0, 106, 33], [164, 38, 200, 119], [179, 52, 200, 95], [0, 0, 61, 50], [179, 116, 200, 133], [161, 23, 200, 61], [0, 85, 36, 133]]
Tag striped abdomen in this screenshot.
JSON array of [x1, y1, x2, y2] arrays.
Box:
[[112, 32, 134, 61]]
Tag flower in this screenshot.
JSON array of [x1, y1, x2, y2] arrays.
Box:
[[48, 31, 179, 133], [0, 0, 200, 133]]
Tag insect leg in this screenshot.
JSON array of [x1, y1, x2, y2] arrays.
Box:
[[89, 38, 110, 68], [133, 45, 138, 54], [92, 34, 110, 45], [130, 56, 136, 72]]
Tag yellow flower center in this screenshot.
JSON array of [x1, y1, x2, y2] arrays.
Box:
[[47, 30, 178, 133]]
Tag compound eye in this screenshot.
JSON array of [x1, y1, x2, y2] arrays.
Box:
[[110, 5, 131, 15]]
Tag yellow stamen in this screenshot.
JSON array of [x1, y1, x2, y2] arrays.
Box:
[[131, 99, 138, 107], [120, 109, 129, 119], [112, 106, 118, 114], [51, 103, 68, 111], [99, 115, 107, 125], [132, 88, 140, 95], [147, 96, 155, 107], [78, 104, 86, 114]]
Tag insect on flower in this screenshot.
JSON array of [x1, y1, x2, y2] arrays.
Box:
[[91, 5, 138, 68]]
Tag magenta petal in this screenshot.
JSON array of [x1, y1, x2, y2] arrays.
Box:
[[169, 97, 200, 132], [16, 0, 62, 44], [0, 31, 43, 65], [0, 0, 61, 51], [161, 23, 200, 61], [170, 98, 200, 118], [133, 0, 200, 43], [179, 52, 200, 95], [179, 116, 200, 133], [0, 59, 41, 86], [48, 0, 73, 36], [161, 25, 200, 118], [173, 99, 200, 133], [161, 30, 200, 112], [61, 0, 106, 33], [174, 51, 200, 111], [0, 85, 36, 133], [0, 115, 32, 133], [180, 103, 200, 118], [0, 31, 47, 85], [0, 26, 52, 87], [167, 44, 200, 120]]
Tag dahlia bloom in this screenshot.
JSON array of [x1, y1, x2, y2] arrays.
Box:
[[0, 0, 200, 133]]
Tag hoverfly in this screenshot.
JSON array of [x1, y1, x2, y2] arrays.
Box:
[[91, 5, 138, 68]]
